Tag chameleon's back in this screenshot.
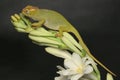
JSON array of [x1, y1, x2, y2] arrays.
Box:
[[32, 9, 73, 30]]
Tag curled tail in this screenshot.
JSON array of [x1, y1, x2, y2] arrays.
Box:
[[70, 27, 116, 76]]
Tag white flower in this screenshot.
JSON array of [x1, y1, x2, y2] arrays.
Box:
[[55, 53, 93, 80], [45, 47, 94, 80]]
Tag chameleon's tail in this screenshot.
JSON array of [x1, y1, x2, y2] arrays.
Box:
[[70, 27, 116, 76]]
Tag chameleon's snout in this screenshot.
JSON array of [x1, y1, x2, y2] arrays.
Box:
[[22, 8, 26, 15]]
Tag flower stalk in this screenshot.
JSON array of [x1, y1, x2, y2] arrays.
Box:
[[11, 13, 114, 80]]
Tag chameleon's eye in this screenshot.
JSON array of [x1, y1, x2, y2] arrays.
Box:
[[25, 9, 30, 14]]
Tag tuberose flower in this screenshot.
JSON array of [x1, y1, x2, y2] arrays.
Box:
[[11, 13, 114, 80], [45, 47, 94, 80], [55, 53, 93, 80]]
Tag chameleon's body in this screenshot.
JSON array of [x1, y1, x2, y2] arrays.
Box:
[[22, 5, 115, 76]]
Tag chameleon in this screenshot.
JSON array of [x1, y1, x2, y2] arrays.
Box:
[[22, 5, 116, 76]]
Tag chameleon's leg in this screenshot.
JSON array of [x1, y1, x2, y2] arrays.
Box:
[[56, 26, 68, 37], [32, 19, 45, 27]]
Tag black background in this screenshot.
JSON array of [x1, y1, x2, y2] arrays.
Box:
[[0, 0, 120, 80]]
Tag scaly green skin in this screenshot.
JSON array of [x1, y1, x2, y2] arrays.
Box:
[[21, 5, 116, 76]]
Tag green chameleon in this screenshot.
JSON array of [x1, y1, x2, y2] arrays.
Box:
[[22, 5, 116, 76]]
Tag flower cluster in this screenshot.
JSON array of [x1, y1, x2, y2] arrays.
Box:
[[11, 14, 114, 80], [46, 47, 97, 80]]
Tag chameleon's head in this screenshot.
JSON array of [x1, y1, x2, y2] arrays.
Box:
[[22, 5, 39, 18]]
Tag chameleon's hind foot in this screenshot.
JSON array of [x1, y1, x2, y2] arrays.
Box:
[[55, 26, 66, 37], [55, 32, 63, 37]]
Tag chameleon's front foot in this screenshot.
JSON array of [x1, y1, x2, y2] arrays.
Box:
[[31, 19, 45, 28]]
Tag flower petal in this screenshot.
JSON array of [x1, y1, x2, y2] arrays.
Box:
[[83, 73, 98, 80], [84, 60, 92, 66], [57, 69, 71, 75], [64, 59, 78, 71], [84, 65, 93, 74], [45, 47, 72, 59], [71, 74, 83, 80], [72, 53, 83, 66], [57, 66, 65, 70], [55, 76, 68, 80]]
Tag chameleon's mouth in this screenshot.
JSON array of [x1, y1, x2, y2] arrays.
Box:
[[21, 8, 28, 16], [24, 15, 36, 23]]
